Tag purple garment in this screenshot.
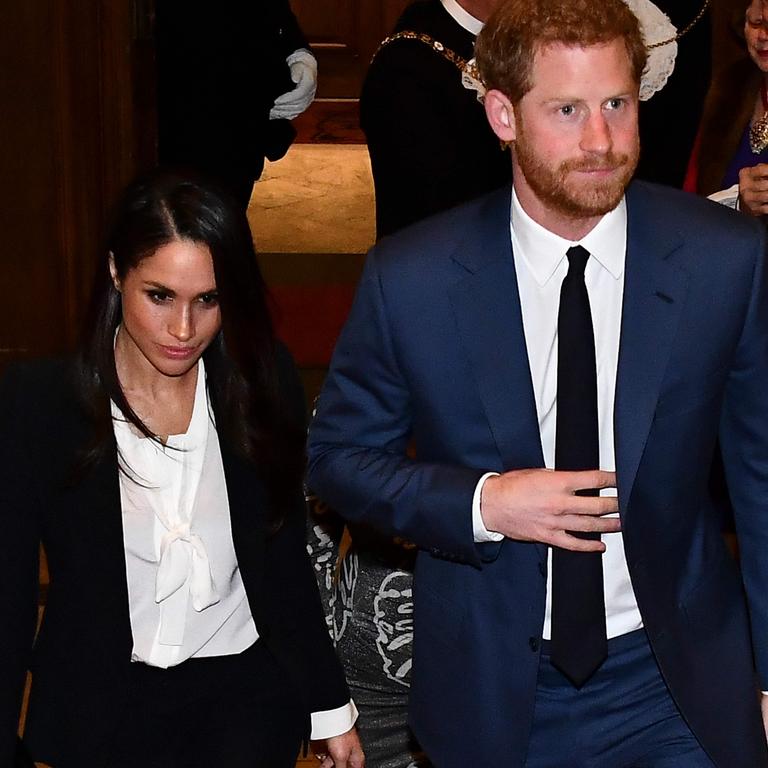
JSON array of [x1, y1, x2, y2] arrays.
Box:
[[722, 122, 768, 188]]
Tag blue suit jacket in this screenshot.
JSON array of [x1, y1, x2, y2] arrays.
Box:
[[307, 182, 768, 768]]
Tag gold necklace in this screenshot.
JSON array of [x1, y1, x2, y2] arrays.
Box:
[[750, 82, 768, 154]]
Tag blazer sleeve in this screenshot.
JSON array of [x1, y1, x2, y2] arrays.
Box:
[[0, 365, 42, 766], [717, 224, 768, 689], [261, 345, 350, 715], [275, 0, 309, 56], [306, 249, 486, 567]]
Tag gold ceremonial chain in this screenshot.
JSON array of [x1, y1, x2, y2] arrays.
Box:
[[373, 31, 467, 73], [647, 0, 710, 50]]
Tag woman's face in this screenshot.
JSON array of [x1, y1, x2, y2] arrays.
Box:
[[746, 0, 768, 73], [111, 239, 222, 380]]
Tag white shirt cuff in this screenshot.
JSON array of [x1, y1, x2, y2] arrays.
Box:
[[310, 699, 359, 740], [707, 183, 740, 210], [472, 472, 504, 542]]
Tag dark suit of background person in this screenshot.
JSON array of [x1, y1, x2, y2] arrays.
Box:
[[634, 0, 712, 187], [0, 355, 349, 768], [307, 178, 768, 768], [360, 0, 511, 239], [155, 1, 309, 208]]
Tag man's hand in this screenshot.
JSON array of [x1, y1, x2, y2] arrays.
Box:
[[311, 728, 365, 768], [480, 469, 619, 551], [738, 163, 768, 216]]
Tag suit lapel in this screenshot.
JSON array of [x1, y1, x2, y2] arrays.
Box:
[[615, 185, 689, 511], [448, 188, 545, 475]]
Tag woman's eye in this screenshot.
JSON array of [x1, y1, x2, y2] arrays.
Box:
[[147, 290, 169, 303], [199, 293, 219, 306]]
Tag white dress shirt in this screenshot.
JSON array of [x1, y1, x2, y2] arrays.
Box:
[[113, 358, 357, 738], [440, 0, 483, 35], [474, 189, 643, 640]]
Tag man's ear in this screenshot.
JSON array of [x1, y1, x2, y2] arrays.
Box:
[[108, 252, 121, 292], [484, 89, 517, 144]]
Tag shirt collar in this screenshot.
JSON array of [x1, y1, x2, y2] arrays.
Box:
[[440, 0, 483, 36], [510, 187, 627, 286]]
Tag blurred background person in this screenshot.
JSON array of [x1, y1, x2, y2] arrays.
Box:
[[686, 0, 768, 215], [155, 2, 317, 209], [634, 0, 712, 187], [1, 172, 362, 768], [360, 0, 511, 240]]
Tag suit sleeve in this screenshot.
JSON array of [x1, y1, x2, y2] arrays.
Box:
[[306, 248, 486, 567], [718, 224, 768, 689], [0, 365, 41, 765]]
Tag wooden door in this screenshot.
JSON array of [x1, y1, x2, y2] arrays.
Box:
[[293, 0, 411, 141]]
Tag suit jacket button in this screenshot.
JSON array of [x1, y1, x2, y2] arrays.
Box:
[[529, 637, 540, 652]]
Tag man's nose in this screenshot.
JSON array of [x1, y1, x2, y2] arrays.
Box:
[[169, 304, 194, 341], [580, 112, 611, 154]]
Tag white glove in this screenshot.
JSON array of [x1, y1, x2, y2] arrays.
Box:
[[269, 48, 318, 120]]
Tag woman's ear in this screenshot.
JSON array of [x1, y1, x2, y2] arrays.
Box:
[[108, 252, 121, 292], [484, 88, 517, 144]]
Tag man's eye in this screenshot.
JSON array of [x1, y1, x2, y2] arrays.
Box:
[[559, 104, 575, 117], [606, 98, 624, 110]]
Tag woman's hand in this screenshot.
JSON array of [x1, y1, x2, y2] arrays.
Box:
[[739, 163, 768, 216], [311, 727, 365, 768]]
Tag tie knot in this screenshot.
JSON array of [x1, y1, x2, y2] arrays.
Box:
[[566, 245, 590, 277]]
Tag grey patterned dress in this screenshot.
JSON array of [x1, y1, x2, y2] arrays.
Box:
[[307, 496, 432, 768]]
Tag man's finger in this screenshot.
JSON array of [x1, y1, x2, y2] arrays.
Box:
[[550, 531, 607, 552], [560, 469, 616, 491], [566, 494, 620, 516], [558, 513, 622, 534]]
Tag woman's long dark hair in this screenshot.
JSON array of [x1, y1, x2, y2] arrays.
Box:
[[77, 170, 304, 528]]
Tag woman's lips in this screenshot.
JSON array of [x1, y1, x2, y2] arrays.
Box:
[[158, 344, 198, 360]]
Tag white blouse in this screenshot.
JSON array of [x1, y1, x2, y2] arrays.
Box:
[[113, 360, 257, 669], [112, 359, 356, 738]]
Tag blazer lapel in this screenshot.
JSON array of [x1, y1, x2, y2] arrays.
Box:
[[448, 188, 545, 475], [218, 442, 265, 590], [68, 437, 134, 656], [615, 185, 689, 512]]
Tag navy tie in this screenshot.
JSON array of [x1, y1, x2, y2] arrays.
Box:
[[550, 245, 608, 688]]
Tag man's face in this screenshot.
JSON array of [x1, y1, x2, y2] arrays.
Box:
[[510, 39, 640, 232], [745, 0, 768, 74]]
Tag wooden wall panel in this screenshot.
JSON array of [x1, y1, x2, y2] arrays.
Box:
[[0, 0, 155, 368]]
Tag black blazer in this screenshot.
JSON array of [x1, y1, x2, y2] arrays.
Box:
[[0, 353, 349, 768], [155, 0, 308, 182]]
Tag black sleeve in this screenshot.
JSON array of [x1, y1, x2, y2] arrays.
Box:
[[275, 0, 310, 56], [0, 365, 42, 766], [262, 345, 350, 714]]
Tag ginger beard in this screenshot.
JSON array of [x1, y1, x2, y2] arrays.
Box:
[[513, 114, 639, 219]]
